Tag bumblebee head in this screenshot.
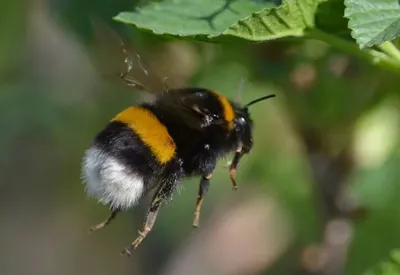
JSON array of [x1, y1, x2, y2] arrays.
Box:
[[233, 94, 276, 153]]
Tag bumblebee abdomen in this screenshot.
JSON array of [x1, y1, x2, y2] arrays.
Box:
[[82, 144, 146, 210], [81, 118, 177, 210]]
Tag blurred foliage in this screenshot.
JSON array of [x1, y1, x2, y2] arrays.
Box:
[[364, 250, 400, 275]]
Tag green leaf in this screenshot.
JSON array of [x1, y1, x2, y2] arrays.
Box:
[[364, 249, 400, 275], [114, 0, 327, 43], [344, 0, 400, 49], [114, 0, 277, 40], [223, 0, 325, 41]]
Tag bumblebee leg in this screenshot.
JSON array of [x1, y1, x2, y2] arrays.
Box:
[[120, 75, 148, 91], [88, 209, 119, 233], [118, 55, 149, 92], [193, 174, 212, 228], [163, 77, 170, 92], [229, 148, 244, 191], [121, 183, 172, 256], [120, 207, 160, 256]]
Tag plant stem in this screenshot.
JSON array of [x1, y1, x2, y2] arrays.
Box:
[[378, 41, 400, 61], [306, 28, 400, 73]]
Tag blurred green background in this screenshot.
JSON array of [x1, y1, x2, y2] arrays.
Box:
[[1, 1, 400, 275]]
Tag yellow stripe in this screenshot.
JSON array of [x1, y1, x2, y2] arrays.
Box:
[[213, 92, 235, 130], [112, 107, 176, 164]]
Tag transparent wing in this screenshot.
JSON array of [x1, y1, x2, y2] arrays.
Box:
[[90, 16, 166, 94], [156, 89, 226, 130]]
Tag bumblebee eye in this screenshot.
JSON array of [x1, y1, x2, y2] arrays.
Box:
[[237, 117, 246, 124]]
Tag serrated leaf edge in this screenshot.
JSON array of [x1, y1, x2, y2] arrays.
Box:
[[114, 0, 324, 42], [221, 0, 323, 41]]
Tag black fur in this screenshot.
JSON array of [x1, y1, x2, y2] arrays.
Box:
[[92, 88, 254, 203]]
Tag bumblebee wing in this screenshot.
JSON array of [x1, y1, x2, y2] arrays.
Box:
[[90, 17, 166, 94], [156, 89, 226, 130]]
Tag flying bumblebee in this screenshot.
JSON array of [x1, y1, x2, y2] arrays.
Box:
[[82, 20, 275, 256]]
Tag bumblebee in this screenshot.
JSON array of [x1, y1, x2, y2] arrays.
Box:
[[82, 22, 275, 256]]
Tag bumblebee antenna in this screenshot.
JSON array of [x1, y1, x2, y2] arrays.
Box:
[[245, 94, 276, 108], [236, 77, 247, 102]]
